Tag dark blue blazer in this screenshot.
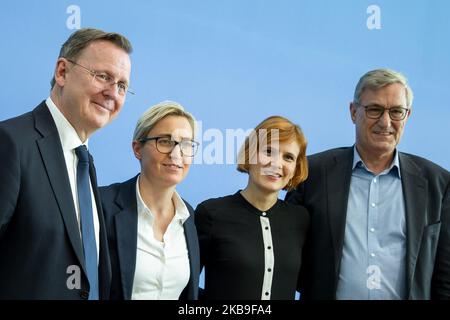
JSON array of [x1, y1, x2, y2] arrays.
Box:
[[100, 175, 200, 300], [0, 101, 111, 299]]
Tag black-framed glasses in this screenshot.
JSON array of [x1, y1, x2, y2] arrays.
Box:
[[139, 136, 199, 157], [357, 103, 410, 121], [66, 59, 135, 96]]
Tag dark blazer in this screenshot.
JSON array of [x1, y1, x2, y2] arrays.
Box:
[[100, 175, 200, 300], [0, 101, 111, 299], [286, 147, 450, 300], [195, 192, 309, 300]]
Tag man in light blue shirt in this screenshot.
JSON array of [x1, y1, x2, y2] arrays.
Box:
[[336, 147, 407, 299], [286, 68, 450, 299]]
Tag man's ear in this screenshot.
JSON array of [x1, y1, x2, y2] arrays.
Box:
[[405, 108, 412, 121], [350, 102, 357, 124], [54, 58, 69, 87]]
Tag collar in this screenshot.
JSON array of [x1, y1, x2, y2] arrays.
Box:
[[135, 175, 190, 223], [352, 145, 401, 178], [46, 97, 87, 151], [235, 190, 280, 217]]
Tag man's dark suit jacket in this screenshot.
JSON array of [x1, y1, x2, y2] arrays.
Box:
[[0, 101, 111, 299], [100, 176, 200, 300], [286, 147, 450, 300]]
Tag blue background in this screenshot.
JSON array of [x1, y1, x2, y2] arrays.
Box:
[[1, 1, 449, 226]]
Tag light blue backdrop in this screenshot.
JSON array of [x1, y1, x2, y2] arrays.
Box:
[[1, 1, 449, 217]]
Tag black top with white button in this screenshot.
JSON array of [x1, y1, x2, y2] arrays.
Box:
[[195, 191, 310, 300]]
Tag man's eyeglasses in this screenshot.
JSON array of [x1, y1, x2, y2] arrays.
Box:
[[139, 136, 199, 157], [66, 59, 135, 96], [356, 103, 410, 121]]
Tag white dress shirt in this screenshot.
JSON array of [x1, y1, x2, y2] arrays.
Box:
[[131, 176, 190, 300], [45, 97, 100, 260]]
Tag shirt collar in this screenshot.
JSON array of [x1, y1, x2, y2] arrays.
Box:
[[135, 175, 190, 223], [172, 191, 190, 221], [352, 145, 401, 178], [46, 97, 87, 151]]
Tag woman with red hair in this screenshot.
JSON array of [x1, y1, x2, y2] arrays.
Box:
[[195, 115, 310, 300]]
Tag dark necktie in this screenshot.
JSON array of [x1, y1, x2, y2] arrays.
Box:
[[75, 145, 99, 300]]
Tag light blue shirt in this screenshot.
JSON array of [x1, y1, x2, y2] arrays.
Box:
[[335, 146, 407, 300]]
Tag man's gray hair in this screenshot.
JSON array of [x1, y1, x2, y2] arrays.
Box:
[[353, 68, 414, 107]]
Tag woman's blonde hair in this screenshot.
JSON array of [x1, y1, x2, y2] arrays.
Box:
[[133, 100, 196, 141]]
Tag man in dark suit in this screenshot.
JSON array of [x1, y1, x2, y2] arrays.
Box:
[[0, 28, 132, 299], [286, 68, 450, 300]]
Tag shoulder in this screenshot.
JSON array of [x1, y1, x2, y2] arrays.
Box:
[[308, 147, 351, 163], [195, 194, 239, 218], [0, 101, 52, 145], [0, 111, 34, 138], [301, 147, 353, 180], [0, 101, 48, 130], [278, 200, 310, 222], [100, 176, 137, 201], [99, 182, 122, 197], [197, 194, 238, 209], [399, 152, 450, 182], [0, 105, 49, 163]]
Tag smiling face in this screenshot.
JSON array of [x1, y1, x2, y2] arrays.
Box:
[[52, 40, 131, 141], [350, 82, 411, 161], [133, 115, 194, 189], [247, 138, 300, 195]]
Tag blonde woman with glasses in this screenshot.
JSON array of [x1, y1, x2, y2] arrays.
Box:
[[100, 101, 200, 300]]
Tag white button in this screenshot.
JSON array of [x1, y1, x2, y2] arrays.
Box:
[[370, 228, 375, 232], [262, 212, 267, 216], [371, 203, 376, 207], [370, 253, 376, 257], [373, 178, 377, 183]]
